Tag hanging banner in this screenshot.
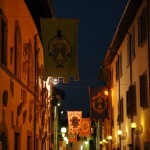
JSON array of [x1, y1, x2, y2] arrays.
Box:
[[89, 86, 109, 122], [67, 111, 82, 134], [40, 18, 79, 82], [68, 133, 77, 143], [79, 118, 91, 137]]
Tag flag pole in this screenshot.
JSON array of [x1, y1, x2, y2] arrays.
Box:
[[96, 120, 100, 150]]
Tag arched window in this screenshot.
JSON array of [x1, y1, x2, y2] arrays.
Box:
[[14, 20, 22, 79], [0, 132, 8, 150], [28, 39, 34, 91], [0, 9, 7, 66]]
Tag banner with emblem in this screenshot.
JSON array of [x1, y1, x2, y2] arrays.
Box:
[[67, 111, 82, 135], [79, 118, 91, 137], [40, 18, 79, 82], [68, 133, 77, 143], [89, 86, 109, 122]]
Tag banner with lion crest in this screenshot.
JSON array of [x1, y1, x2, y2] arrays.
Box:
[[67, 111, 82, 135], [89, 86, 109, 122]]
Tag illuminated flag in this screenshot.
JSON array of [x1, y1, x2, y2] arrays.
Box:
[[67, 111, 82, 134], [79, 118, 91, 137], [40, 18, 79, 81], [89, 86, 109, 122]]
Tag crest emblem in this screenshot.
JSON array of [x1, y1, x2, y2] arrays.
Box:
[[48, 30, 71, 68], [82, 121, 90, 132], [70, 116, 80, 128], [91, 92, 107, 114]]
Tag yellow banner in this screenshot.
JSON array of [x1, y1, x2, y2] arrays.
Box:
[[67, 111, 82, 134], [79, 118, 91, 137], [40, 18, 79, 82]]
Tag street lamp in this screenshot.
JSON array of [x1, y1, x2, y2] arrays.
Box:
[[117, 130, 122, 136], [131, 122, 143, 134], [117, 129, 122, 150], [117, 130, 127, 149], [61, 127, 67, 138], [131, 122, 137, 129], [131, 122, 143, 150], [117, 130, 127, 140], [107, 135, 112, 140]]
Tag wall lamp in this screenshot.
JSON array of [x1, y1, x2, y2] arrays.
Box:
[[131, 122, 143, 135], [117, 130, 127, 140]]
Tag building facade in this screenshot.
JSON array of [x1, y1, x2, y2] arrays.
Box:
[[0, 0, 55, 150], [100, 0, 150, 149]]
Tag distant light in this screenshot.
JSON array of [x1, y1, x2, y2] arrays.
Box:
[[117, 130, 122, 135], [103, 139, 106, 143], [61, 111, 64, 115], [57, 103, 61, 106], [80, 145, 83, 150], [61, 127, 67, 133], [64, 136, 68, 141], [107, 135, 112, 140], [84, 141, 88, 144], [131, 122, 137, 129], [104, 90, 108, 96], [52, 77, 59, 85]]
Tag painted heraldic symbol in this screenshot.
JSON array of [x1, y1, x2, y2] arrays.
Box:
[[48, 30, 72, 68]]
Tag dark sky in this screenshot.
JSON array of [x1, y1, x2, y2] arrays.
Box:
[[52, 0, 127, 117]]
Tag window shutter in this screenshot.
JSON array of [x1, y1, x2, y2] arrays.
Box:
[[129, 85, 136, 116], [117, 100, 120, 123], [127, 35, 131, 65], [120, 98, 123, 122], [126, 90, 131, 117], [138, 7, 147, 46], [117, 98, 124, 123], [140, 73, 148, 108]]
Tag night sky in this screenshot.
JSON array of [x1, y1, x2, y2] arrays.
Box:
[[52, 0, 127, 117]]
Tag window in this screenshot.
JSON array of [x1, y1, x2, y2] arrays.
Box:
[[10, 79, 14, 97], [14, 20, 22, 79], [21, 88, 27, 104], [127, 27, 135, 65], [116, 53, 122, 81], [15, 132, 20, 150], [117, 98, 124, 123], [36, 139, 38, 150], [140, 73, 148, 108], [138, 7, 147, 46], [27, 136, 31, 150], [0, 9, 7, 65], [27, 39, 34, 90], [126, 90, 130, 117], [126, 85, 136, 118]]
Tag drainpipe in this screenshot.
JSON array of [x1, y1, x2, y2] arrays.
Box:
[[96, 120, 100, 150], [53, 105, 58, 150], [103, 67, 112, 150], [147, 0, 150, 141], [34, 34, 40, 150], [116, 53, 121, 150], [127, 32, 134, 150], [109, 51, 121, 149]]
